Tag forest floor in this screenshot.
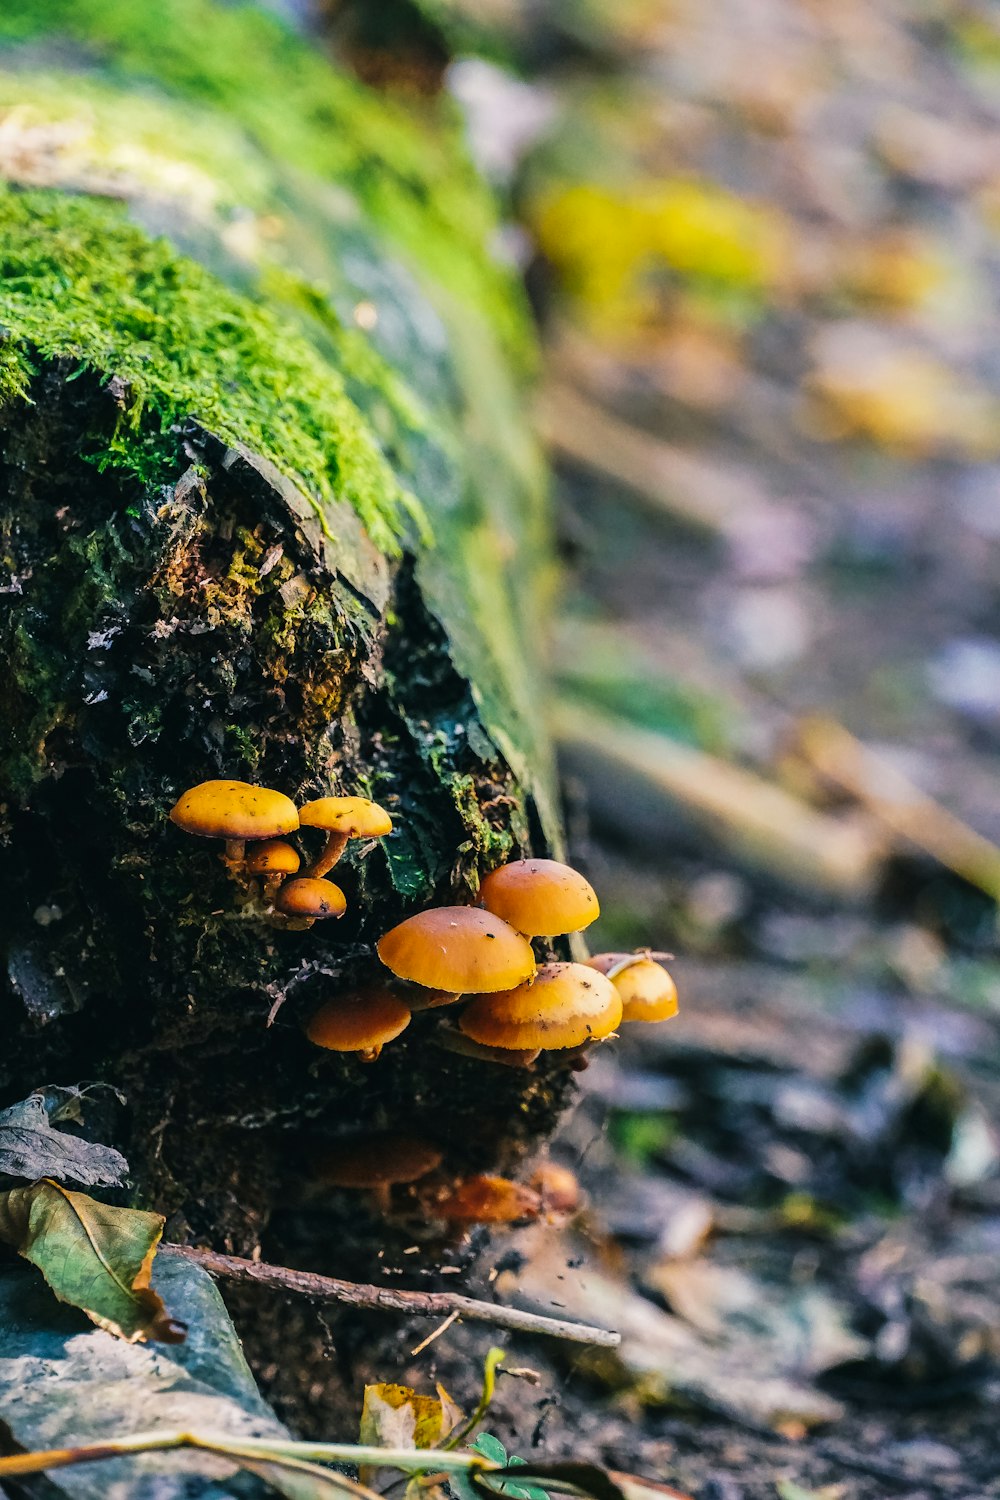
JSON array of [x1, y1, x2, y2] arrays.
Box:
[[245, 4, 1000, 1496]]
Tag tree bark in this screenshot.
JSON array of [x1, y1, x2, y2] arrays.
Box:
[[0, 0, 569, 1269]]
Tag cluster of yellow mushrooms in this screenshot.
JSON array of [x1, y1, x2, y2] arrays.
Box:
[[168, 778, 679, 1067], [169, 779, 392, 924], [168, 777, 679, 1225]]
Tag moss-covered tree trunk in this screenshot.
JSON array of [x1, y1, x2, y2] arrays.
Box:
[[0, 0, 570, 1270]]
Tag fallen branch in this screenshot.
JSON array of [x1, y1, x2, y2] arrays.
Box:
[[793, 714, 1000, 900], [163, 1244, 621, 1349], [538, 380, 768, 537], [554, 697, 882, 900]]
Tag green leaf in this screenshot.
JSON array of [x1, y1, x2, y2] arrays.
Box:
[[451, 1438, 552, 1500], [0, 1087, 129, 1187], [0, 1178, 184, 1343], [473, 1436, 509, 1465]]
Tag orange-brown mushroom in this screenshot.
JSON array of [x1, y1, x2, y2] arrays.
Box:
[[299, 796, 392, 878], [313, 1131, 442, 1213], [169, 780, 299, 872], [377, 906, 535, 995], [587, 953, 679, 1023], [530, 1161, 582, 1219], [246, 839, 300, 901], [306, 989, 411, 1061], [459, 961, 622, 1051], [427, 1173, 541, 1224], [274, 876, 347, 924], [479, 858, 599, 937]]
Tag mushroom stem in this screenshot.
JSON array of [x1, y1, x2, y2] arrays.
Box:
[[307, 830, 349, 879], [222, 838, 247, 872], [261, 874, 284, 904], [370, 1182, 392, 1215]]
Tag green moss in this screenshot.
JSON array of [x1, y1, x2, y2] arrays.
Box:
[[0, 5, 561, 847], [0, 187, 423, 554], [0, 0, 533, 369]]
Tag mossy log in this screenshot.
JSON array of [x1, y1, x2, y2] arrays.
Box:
[[0, 0, 571, 1268]]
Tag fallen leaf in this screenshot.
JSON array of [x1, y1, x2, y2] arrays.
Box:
[[0, 1179, 183, 1343], [609, 1473, 693, 1500], [517, 1231, 854, 1430], [0, 1088, 129, 1187], [0, 1257, 292, 1500], [360, 1381, 462, 1450], [648, 1259, 865, 1375], [359, 1380, 462, 1486]]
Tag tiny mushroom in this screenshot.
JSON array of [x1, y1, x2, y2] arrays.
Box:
[[299, 795, 392, 878], [459, 961, 622, 1052], [587, 952, 679, 1023], [314, 1131, 443, 1213], [274, 876, 347, 925], [478, 858, 600, 937], [306, 988, 411, 1061], [426, 1173, 541, 1224], [169, 780, 299, 873], [246, 839, 300, 901], [530, 1161, 582, 1219], [377, 906, 536, 1000]]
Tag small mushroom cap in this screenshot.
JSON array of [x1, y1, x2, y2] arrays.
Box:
[[314, 1131, 442, 1188], [169, 780, 299, 841], [299, 796, 392, 838], [377, 906, 536, 993], [478, 858, 599, 936], [530, 1161, 582, 1216], [587, 954, 678, 1022], [428, 1173, 541, 1223], [246, 839, 301, 876], [275, 877, 347, 918], [459, 961, 622, 1051], [306, 990, 411, 1052]]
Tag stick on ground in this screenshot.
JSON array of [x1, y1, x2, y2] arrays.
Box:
[[164, 1244, 621, 1349]]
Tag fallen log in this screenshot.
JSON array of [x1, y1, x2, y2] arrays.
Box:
[[0, 0, 569, 1267]]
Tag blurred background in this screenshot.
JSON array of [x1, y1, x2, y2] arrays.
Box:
[[304, 3, 1000, 1494]]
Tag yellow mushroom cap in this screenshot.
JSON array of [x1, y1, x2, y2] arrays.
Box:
[[275, 877, 347, 919], [169, 780, 299, 840], [306, 989, 411, 1052], [314, 1131, 442, 1188], [299, 796, 392, 838], [246, 840, 301, 876], [587, 954, 679, 1023], [459, 961, 622, 1051], [428, 1174, 541, 1223], [377, 907, 536, 993], [478, 859, 600, 936]]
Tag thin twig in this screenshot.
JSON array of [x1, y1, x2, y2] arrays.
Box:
[[410, 1307, 461, 1356], [163, 1244, 621, 1348]]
